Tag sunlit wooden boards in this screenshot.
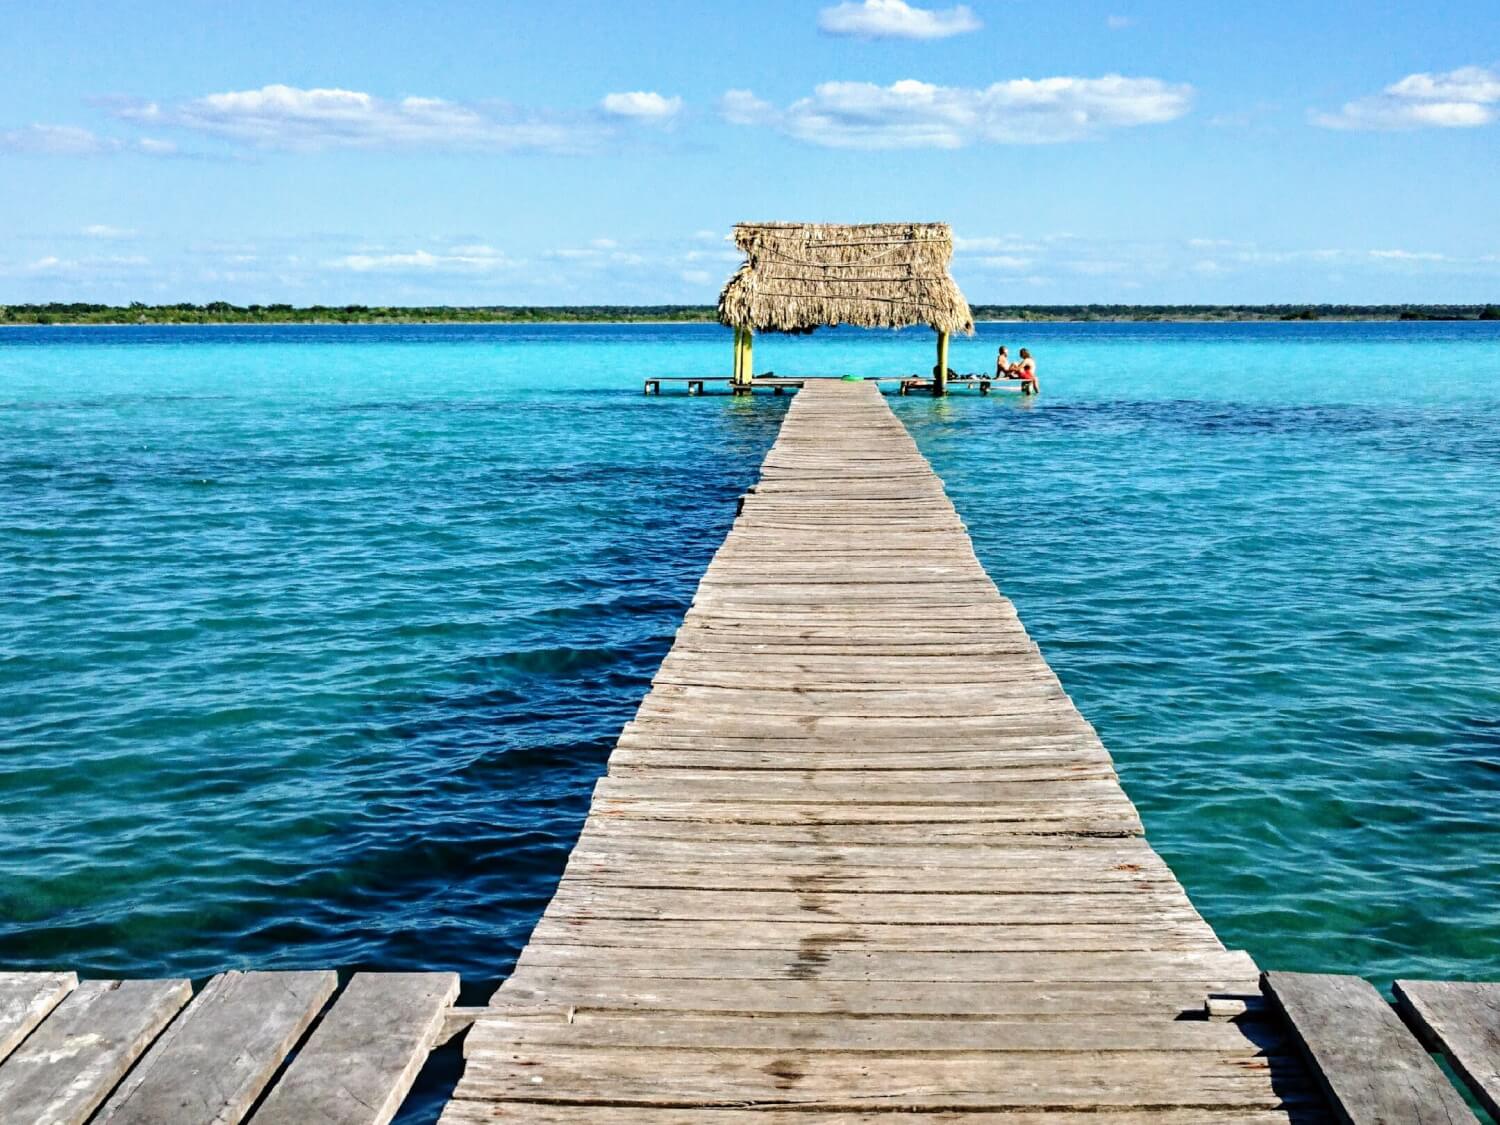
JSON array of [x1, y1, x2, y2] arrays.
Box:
[[95, 970, 337, 1124], [255, 972, 460, 1125], [1263, 971, 1477, 1124], [443, 380, 1322, 1121], [0, 969, 457, 1125], [0, 971, 77, 1062], [0, 978, 190, 1125], [1395, 979, 1500, 1120]]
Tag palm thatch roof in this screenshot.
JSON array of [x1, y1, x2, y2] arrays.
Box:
[[718, 222, 973, 336]]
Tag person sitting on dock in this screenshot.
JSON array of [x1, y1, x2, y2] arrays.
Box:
[[995, 346, 1012, 377], [1011, 348, 1038, 392]]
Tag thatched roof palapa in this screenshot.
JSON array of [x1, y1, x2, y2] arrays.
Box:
[[718, 222, 974, 336]]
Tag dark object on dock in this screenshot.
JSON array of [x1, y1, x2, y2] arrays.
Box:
[[0, 969, 458, 1124], [1263, 970, 1487, 1123], [716, 222, 974, 395]]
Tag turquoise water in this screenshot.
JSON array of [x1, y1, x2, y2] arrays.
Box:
[[3, 322, 1498, 1000]]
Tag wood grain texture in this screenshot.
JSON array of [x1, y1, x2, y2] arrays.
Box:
[[254, 972, 460, 1125], [1263, 971, 1475, 1124], [0, 977, 190, 1125], [440, 380, 1318, 1122], [1394, 979, 1500, 1119], [94, 969, 337, 1125], [0, 972, 77, 1064]]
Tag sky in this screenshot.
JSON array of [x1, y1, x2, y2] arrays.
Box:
[[3, 0, 1498, 306]]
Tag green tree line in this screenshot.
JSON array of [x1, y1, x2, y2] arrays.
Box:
[[3, 302, 1498, 325]]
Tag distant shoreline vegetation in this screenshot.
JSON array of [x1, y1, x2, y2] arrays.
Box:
[[3, 302, 1499, 326]]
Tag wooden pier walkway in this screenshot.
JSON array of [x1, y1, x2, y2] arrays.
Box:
[[443, 380, 1322, 1121]]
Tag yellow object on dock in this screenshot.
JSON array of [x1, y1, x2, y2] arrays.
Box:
[[442, 380, 1318, 1121]]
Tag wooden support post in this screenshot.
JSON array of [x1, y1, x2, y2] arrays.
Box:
[[935, 330, 950, 396], [732, 328, 743, 385], [743, 328, 754, 385]]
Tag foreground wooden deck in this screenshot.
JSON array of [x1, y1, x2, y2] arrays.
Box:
[[0, 969, 457, 1123], [443, 380, 1322, 1121]]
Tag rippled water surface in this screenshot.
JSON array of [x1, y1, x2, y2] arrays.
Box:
[[3, 322, 1498, 1001]]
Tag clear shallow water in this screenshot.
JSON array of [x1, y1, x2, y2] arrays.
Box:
[[3, 322, 1498, 998]]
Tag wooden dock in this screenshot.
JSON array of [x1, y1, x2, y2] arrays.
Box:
[[442, 379, 1319, 1121]]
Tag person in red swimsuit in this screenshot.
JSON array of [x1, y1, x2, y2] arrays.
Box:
[[1013, 348, 1038, 393]]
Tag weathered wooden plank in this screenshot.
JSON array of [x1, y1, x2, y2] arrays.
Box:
[[581, 812, 1144, 843], [608, 752, 1113, 776], [595, 775, 1119, 803], [457, 1045, 1318, 1110], [546, 886, 1203, 925], [94, 969, 336, 1125], [0, 972, 77, 1064], [588, 797, 1138, 827], [442, 1105, 1325, 1124], [513, 945, 1256, 982], [1263, 971, 1475, 1124], [253, 972, 459, 1125], [1393, 979, 1500, 1119], [493, 973, 1262, 1018], [561, 860, 1176, 893], [0, 978, 190, 1125], [467, 1009, 1287, 1054], [609, 758, 1115, 781], [569, 844, 1149, 867]]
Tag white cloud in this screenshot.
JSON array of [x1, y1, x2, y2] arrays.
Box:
[[976, 255, 1034, 270], [545, 244, 646, 267], [600, 91, 683, 121], [82, 224, 139, 239], [0, 124, 175, 156], [1106, 15, 1133, 29], [1312, 66, 1500, 130], [110, 84, 614, 153], [684, 247, 742, 263], [1387, 68, 1500, 103], [1369, 249, 1448, 262], [720, 90, 778, 127], [724, 76, 1193, 148], [6, 253, 150, 276], [818, 0, 980, 40], [955, 235, 1044, 253], [326, 246, 518, 273]]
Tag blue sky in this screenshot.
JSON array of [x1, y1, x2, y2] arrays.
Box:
[[3, 0, 1497, 305]]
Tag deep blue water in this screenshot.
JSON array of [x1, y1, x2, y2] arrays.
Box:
[[3, 321, 1498, 1003]]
